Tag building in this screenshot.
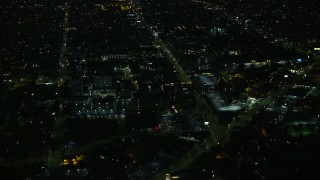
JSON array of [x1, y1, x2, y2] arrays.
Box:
[[195, 74, 215, 94], [196, 53, 213, 71], [71, 79, 84, 97], [94, 76, 112, 89]]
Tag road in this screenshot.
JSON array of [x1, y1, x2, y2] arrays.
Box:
[[48, 2, 69, 172], [0, 133, 137, 167], [130, 2, 231, 179], [131, 0, 224, 139], [192, 0, 320, 61], [133, 7, 192, 84], [133, 0, 320, 179], [1, 3, 72, 170], [3, 0, 319, 177]]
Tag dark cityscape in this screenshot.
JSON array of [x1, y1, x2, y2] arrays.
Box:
[[0, 0, 320, 179]]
